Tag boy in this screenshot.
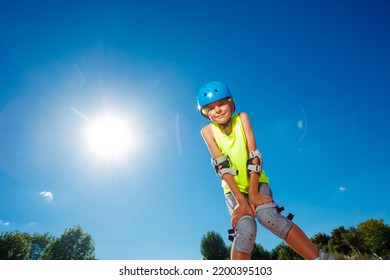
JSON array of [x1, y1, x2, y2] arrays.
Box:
[[198, 81, 333, 260]]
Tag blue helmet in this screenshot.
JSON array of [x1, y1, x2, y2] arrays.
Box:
[[197, 81, 235, 117]]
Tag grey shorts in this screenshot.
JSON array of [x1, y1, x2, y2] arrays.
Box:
[[225, 183, 273, 216]]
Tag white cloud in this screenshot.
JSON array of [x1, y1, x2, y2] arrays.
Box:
[[339, 186, 347, 192], [39, 191, 54, 202], [0, 220, 10, 226]]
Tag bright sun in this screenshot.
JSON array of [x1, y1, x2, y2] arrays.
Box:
[[85, 114, 133, 160]]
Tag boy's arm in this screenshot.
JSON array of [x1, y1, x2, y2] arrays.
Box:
[[239, 113, 273, 206], [201, 125, 253, 227]]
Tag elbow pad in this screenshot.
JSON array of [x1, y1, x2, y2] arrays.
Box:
[[211, 155, 238, 178], [247, 149, 263, 174]]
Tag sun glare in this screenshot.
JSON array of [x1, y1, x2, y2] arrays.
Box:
[[85, 114, 133, 160]]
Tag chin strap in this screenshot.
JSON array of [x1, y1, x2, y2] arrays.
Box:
[[218, 117, 232, 135]]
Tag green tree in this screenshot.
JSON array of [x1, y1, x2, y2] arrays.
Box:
[[0, 231, 31, 260], [251, 243, 271, 260], [271, 243, 303, 260], [200, 231, 229, 260], [1, 226, 95, 260], [345, 226, 364, 256], [45, 225, 95, 260], [312, 232, 338, 256], [311, 233, 331, 249], [357, 218, 390, 257], [328, 226, 353, 255], [29, 233, 54, 260]]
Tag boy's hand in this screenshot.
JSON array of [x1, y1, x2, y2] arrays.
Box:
[[249, 193, 273, 208], [231, 202, 253, 228]]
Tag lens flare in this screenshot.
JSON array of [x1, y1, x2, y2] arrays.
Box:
[[85, 114, 133, 160]]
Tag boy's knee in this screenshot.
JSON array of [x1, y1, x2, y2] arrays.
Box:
[[232, 215, 256, 254], [256, 203, 292, 239]]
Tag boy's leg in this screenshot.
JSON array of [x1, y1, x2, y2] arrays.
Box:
[[255, 183, 334, 260], [255, 183, 292, 239], [283, 223, 320, 259], [231, 247, 251, 260], [284, 224, 335, 259], [231, 215, 256, 259], [225, 194, 256, 260]]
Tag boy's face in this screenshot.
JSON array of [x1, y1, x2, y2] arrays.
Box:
[[204, 99, 233, 124]]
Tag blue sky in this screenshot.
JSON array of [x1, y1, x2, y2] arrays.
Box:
[[0, 0, 389, 260]]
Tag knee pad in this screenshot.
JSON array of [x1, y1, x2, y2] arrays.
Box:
[[255, 203, 292, 239], [232, 215, 256, 254]]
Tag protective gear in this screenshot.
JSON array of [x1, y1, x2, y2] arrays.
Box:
[[232, 215, 256, 254], [227, 228, 235, 242], [255, 203, 292, 239], [214, 119, 270, 194], [197, 81, 235, 118], [211, 155, 238, 178], [315, 249, 335, 260], [247, 149, 263, 174], [274, 205, 294, 221]]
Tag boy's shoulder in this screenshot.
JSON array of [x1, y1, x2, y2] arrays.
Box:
[[238, 111, 252, 121], [200, 123, 212, 136], [237, 112, 248, 118]]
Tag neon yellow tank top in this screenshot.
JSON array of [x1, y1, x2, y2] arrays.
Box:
[[210, 113, 269, 194]]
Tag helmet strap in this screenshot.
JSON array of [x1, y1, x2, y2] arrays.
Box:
[[218, 117, 232, 135]]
